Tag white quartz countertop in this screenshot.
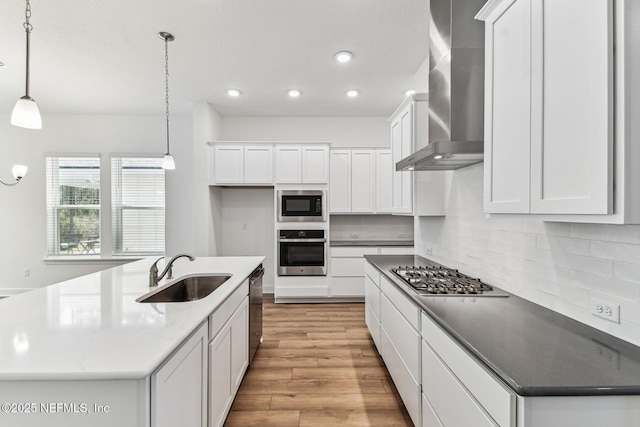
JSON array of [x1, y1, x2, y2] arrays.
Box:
[[0, 256, 264, 381]]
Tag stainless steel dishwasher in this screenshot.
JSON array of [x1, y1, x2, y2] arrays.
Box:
[[248, 265, 264, 365]]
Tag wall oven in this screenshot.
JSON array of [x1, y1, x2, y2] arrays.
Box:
[[278, 229, 327, 276], [277, 190, 326, 222]]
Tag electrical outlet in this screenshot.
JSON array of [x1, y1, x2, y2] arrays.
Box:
[[426, 248, 433, 256], [242, 224, 248, 231], [350, 233, 359, 239], [591, 298, 620, 323], [23, 268, 30, 277], [398, 233, 406, 239]]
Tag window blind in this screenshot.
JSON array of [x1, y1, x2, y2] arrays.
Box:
[[46, 156, 101, 256], [111, 157, 165, 256]]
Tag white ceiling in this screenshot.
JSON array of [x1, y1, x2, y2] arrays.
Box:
[[0, 0, 428, 117]]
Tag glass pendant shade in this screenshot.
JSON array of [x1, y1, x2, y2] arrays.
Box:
[[12, 165, 28, 180], [162, 154, 175, 170], [11, 96, 42, 129]]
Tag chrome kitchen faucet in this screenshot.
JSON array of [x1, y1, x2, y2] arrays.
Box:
[[149, 253, 196, 287]]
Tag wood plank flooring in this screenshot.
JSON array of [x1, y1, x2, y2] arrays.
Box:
[[224, 294, 412, 427]]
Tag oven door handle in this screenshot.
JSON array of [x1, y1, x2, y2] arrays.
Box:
[[278, 238, 326, 243]]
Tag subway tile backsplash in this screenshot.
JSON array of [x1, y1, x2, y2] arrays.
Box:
[[416, 165, 640, 346]]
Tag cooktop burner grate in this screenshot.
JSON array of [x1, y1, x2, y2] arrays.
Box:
[[389, 265, 508, 297]]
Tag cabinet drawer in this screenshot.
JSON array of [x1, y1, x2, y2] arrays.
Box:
[[331, 246, 378, 257], [380, 328, 421, 427], [209, 280, 248, 341], [364, 275, 381, 321], [422, 393, 443, 427], [365, 305, 380, 351], [381, 276, 420, 330], [364, 262, 380, 286], [331, 257, 365, 277], [380, 295, 420, 384], [378, 246, 414, 255], [421, 312, 515, 427], [330, 277, 364, 297], [422, 340, 497, 427]]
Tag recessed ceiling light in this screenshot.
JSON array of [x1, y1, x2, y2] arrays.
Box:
[[288, 89, 302, 98], [227, 89, 242, 97], [404, 89, 416, 96], [346, 89, 360, 98], [335, 51, 353, 63]]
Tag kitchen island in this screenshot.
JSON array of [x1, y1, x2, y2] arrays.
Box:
[[0, 256, 263, 427], [365, 254, 640, 426]]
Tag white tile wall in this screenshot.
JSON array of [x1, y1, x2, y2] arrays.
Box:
[[416, 164, 640, 346]]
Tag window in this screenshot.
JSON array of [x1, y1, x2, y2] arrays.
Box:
[[111, 157, 165, 256], [46, 156, 101, 256]]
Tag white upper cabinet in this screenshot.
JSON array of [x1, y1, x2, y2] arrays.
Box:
[[375, 150, 393, 214], [302, 145, 330, 183], [389, 94, 445, 217], [351, 150, 376, 213], [243, 145, 274, 184], [329, 150, 351, 213], [390, 101, 414, 214], [329, 149, 383, 214], [275, 144, 329, 184], [212, 145, 244, 185], [210, 144, 273, 186], [275, 146, 303, 184], [478, 0, 620, 219], [529, 0, 613, 214], [481, 0, 532, 213]]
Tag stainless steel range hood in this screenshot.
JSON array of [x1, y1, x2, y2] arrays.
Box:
[[397, 0, 486, 171]]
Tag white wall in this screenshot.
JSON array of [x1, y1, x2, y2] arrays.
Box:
[[221, 116, 389, 148], [0, 113, 192, 291], [415, 164, 640, 346], [219, 188, 275, 290]]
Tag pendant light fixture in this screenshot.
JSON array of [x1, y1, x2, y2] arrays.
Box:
[[0, 165, 28, 187], [159, 32, 175, 170], [11, 0, 42, 129]]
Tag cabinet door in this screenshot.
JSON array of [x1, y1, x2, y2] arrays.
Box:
[[230, 297, 249, 393], [244, 145, 273, 184], [482, 0, 532, 213], [209, 327, 232, 427], [275, 146, 302, 183], [529, 0, 613, 214], [391, 104, 414, 214], [375, 150, 393, 213], [213, 145, 244, 185], [152, 323, 208, 427], [329, 150, 352, 213], [351, 150, 376, 213], [302, 146, 329, 183]]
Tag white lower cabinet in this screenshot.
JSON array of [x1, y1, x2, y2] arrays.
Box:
[[152, 322, 208, 427], [330, 246, 413, 298], [209, 293, 249, 427]]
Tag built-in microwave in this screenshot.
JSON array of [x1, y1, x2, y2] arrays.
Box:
[[277, 190, 326, 222]]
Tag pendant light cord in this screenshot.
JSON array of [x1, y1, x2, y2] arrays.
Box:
[[164, 36, 170, 155], [23, 0, 33, 99]]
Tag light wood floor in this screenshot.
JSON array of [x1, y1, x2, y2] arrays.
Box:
[[224, 294, 412, 427]]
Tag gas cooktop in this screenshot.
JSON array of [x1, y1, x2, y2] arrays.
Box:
[[389, 265, 509, 297]]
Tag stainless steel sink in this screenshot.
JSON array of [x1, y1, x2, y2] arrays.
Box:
[[136, 275, 231, 303]]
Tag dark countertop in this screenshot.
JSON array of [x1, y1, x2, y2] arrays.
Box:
[[330, 240, 414, 247], [365, 254, 640, 397]]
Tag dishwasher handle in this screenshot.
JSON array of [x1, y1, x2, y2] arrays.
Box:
[[249, 265, 264, 282]]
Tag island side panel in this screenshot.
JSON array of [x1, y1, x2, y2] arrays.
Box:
[[0, 379, 148, 427]]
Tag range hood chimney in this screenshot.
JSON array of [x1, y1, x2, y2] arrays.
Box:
[[397, 0, 486, 171]]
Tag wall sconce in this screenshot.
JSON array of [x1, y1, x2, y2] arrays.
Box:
[[0, 165, 28, 186]]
